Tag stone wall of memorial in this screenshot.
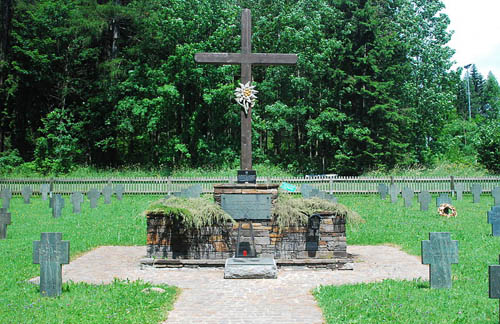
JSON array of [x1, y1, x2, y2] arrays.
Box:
[[146, 211, 349, 268]]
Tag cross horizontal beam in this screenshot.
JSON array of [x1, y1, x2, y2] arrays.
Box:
[[195, 53, 297, 65]]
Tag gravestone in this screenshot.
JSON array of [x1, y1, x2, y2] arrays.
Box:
[[70, 192, 84, 214], [102, 185, 113, 204], [418, 190, 431, 211], [309, 189, 337, 203], [402, 187, 414, 208], [40, 184, 50, 201], [378, 183, 388, 200], [33, 232, 70, 297], [488, 206, 500, 236], [21, 186, 33, 204], [421, 232, 459, 289], [436, 193, 452, 207], [489, 256, 500, 318], [454, 183, 464, 201], [51, 194, 64, 218], [88, 188, 100, 208], [471, 184, 482, 203], [0, 208, 11, 239], [301, 184, 314, 198], [173, 185, 203, 198], [1, 187, 12, 209], [114, 185, 124, 201], [389, 184, 400, 204], [221, 194, 271, 220], [492, 187, 500, 206]]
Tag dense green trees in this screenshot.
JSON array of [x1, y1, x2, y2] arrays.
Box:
[[0, 0, 499, 175]]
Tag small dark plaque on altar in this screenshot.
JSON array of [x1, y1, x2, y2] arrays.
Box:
[[221, 194, 271, 220], [237, 170, 257, 184]]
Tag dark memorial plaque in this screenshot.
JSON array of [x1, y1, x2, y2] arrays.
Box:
[[237, 170, 256, 184], [221, 194, 271, 220], [421, 232, 458, 289], [1, 187, 12, 209], [471, 184, 482, 203], [22, 186, 32, 204], [436, 193, 452, 207], [402, 187, 414, 208], [378, 183, 388, 200], [455, 183, 464, 201], [419, 190, 431, 211], [492, 187, 500, 206], [41, 184, 50, 201], [0, 208, 11, 239], [389, 184, 400, 204], [102, 185, 113, 204], [114, 185, 124, 201], [33, 232, 70, 297], [488, 206, 500, 236]]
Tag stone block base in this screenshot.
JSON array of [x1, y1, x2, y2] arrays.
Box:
[[224, 258, 277, 279]]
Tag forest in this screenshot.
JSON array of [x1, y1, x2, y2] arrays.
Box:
[[0, 0, 499, 175]]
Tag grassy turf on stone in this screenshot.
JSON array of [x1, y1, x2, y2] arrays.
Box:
[[315, 194, 499, 323], [0, 195, 177, 324]]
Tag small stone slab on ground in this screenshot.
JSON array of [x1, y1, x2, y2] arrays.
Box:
[[224, 257, 277, 279]]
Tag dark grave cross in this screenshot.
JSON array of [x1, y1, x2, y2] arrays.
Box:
[[0, 208, 11, 239], [1, 187, 12, 209], [402, 187, 414, 208], [421, 232, 458, 289], [301, 184, 313, 199], [51, 194, 64, 218], [102, 185, 113, 204], [21, 186, 32, 204], [419, 190, 431, 211], [195, 9, 297, 171], [492, 187, 500, 206], [378, 183, 388, 200], [488, 206, 500, 236], [471, 184, 482, 203], [489, 255, 500, 322], [436, 193, 452, 207], [454, 183, 464, 201], [389, 184, 400, 204], [70, 192, 84, 214], [114, 185, 124, 201], [40, 184, 50, 201], [33, 232, 70, 297], [88, 188, 100, 208]]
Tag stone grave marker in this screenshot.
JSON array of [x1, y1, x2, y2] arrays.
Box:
[[378, 183, 388, 200], [1, 187, 12, 209], [301, 184, 314, 198], [40, 184, 50, 201], [21, 186, 33, 204], [51, 194, 64, 218], [389, 184, 400, 204], [418, 190, 431, 211], [184, 184, 203, 198], [492, 187, 500, 206], [489, 255, 500, 319], [402, 187, 414, 208], [0, 208, 11, 239], [70, 192, 84, 214], [88, 188, 100, 208], [33, 232, 70, 297], [114, 185, 124, 201], [436, 193, 452, 207], [471, 184, 482, 203], [102, 185, 113, 204], [488, 206, 500, 236], [454, 183, 464, 201], [421, 232, 458, 289]]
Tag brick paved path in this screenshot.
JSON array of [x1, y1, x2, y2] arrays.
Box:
[[32, 245, 428, 324]]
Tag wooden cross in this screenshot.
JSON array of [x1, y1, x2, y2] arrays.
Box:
[[33, 232, 70, 297], [0, 207, 11, 239], [421, 232, 458, 289], [195, 9, 297, 170]]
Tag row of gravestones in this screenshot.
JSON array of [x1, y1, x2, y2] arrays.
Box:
[[300, 184, 338, 203]]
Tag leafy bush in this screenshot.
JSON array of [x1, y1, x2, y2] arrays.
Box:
[[0, 149, 24, 174], [476, 121, 500, 173]]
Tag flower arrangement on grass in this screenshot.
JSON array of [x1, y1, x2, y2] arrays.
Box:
[[438, 203, 457, 218]]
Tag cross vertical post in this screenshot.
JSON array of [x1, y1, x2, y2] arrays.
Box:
[[421, 232, 458, 289], [33, 232, 70, 297], [0, 208, 11, 239]]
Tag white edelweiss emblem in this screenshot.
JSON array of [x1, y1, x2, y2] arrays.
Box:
[[234, 81, 258, 115]]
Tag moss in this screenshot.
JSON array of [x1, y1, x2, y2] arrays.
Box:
[[272, 195, 363, 230], [146, 196, 235, 230]]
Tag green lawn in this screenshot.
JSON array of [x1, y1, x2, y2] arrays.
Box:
[[0, 195, 177, 324], [315, 194, 499, 323]]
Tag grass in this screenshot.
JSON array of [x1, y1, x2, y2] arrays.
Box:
[[315, 193, 499, 323], [0, 195, 178, 324]]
